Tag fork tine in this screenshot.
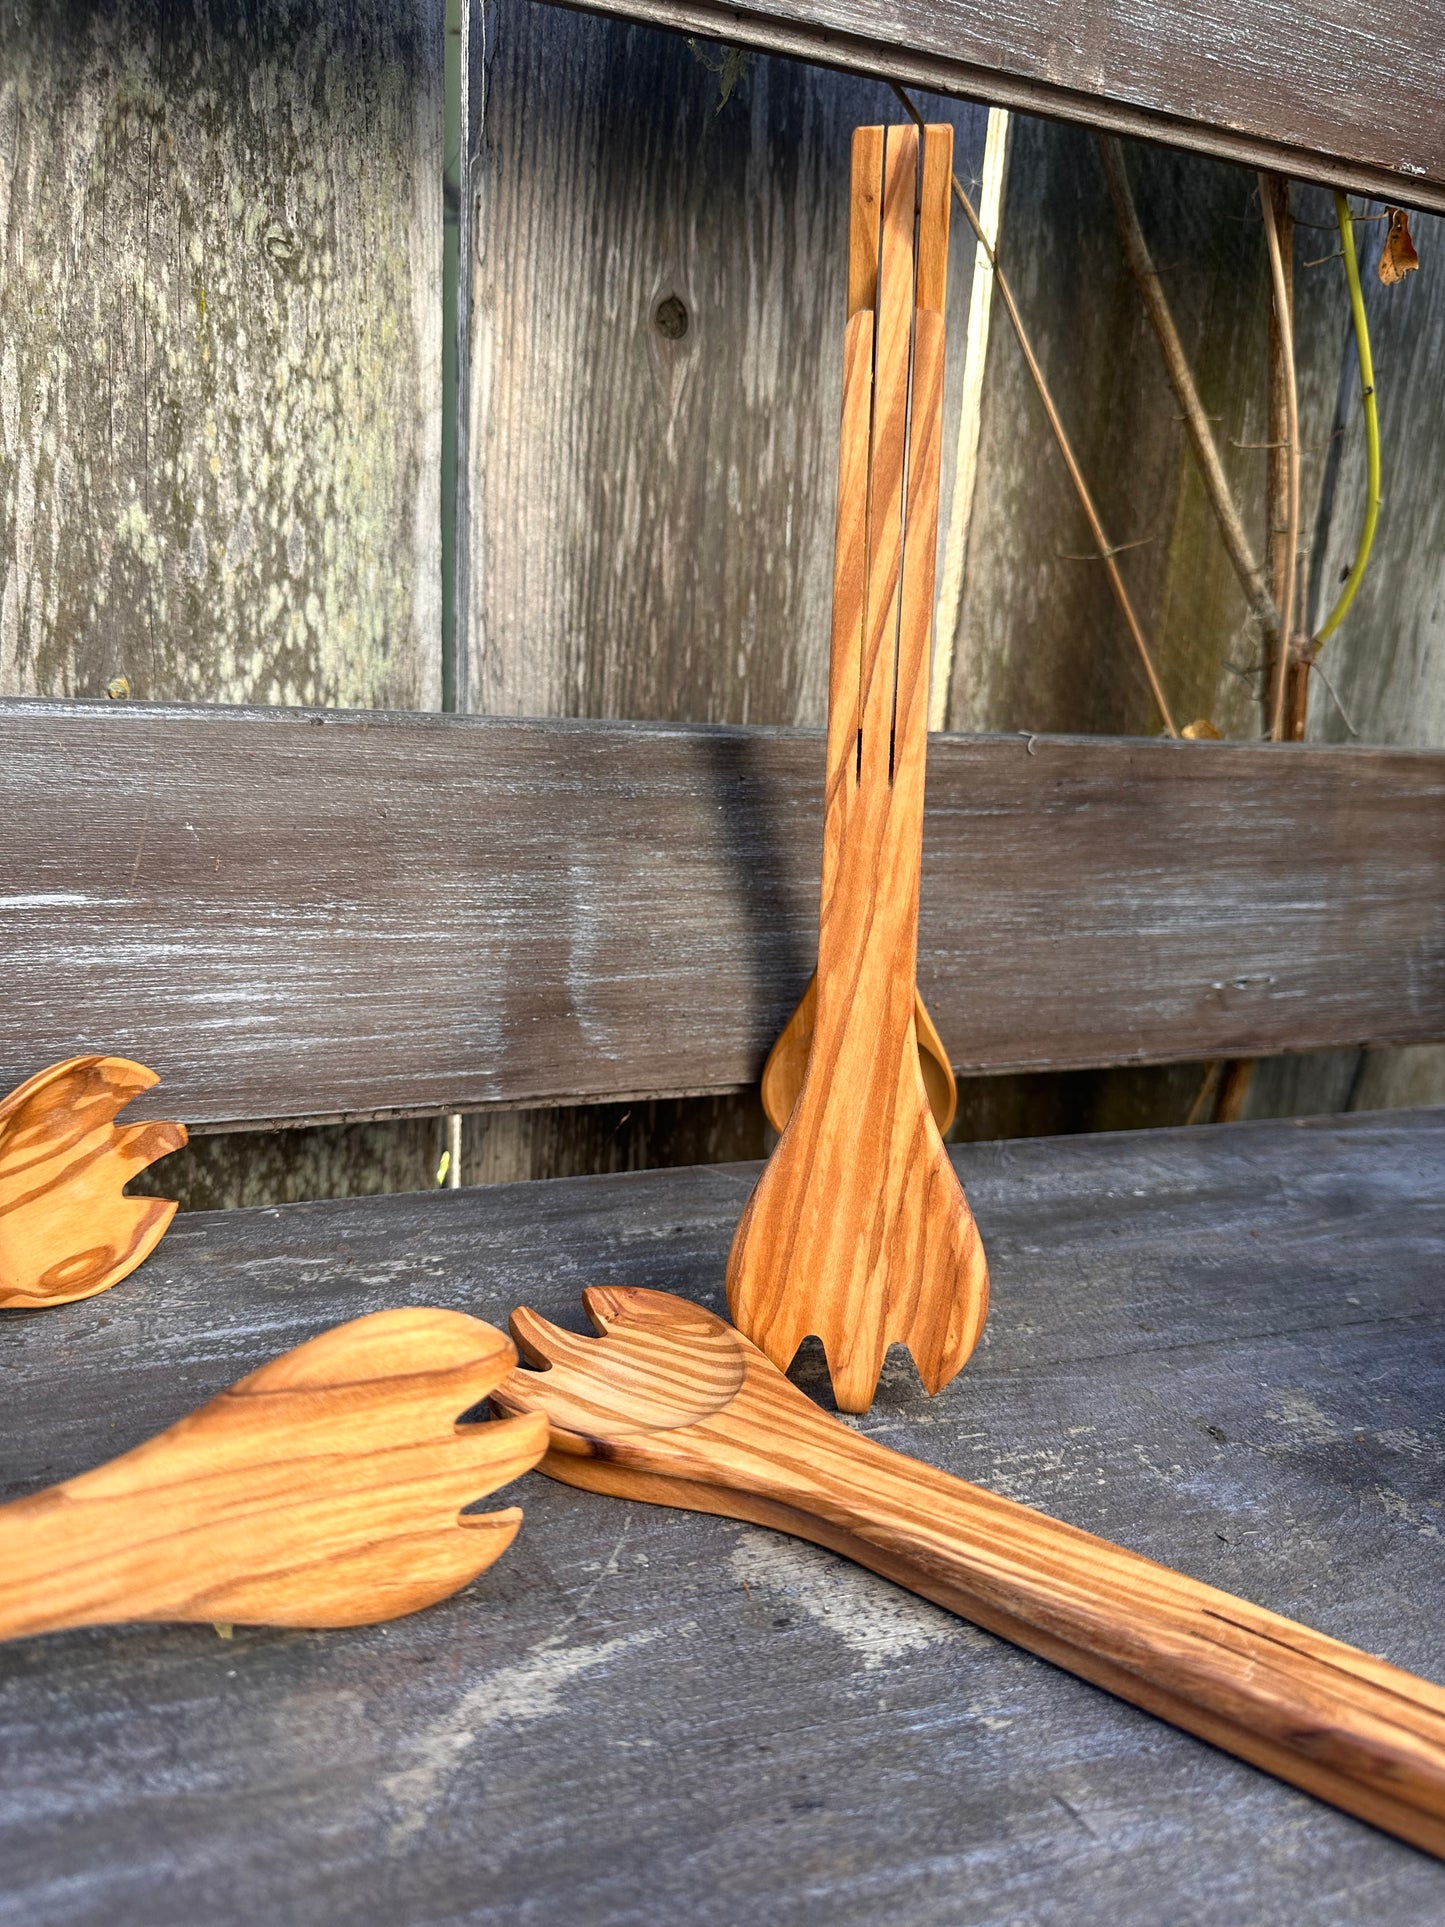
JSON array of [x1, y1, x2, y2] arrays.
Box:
[[113, 1118, 189, 1167], [508, 1303, 599, 1372], [232, 1307, 514, 1397], [449, 1409, 549, 1503]]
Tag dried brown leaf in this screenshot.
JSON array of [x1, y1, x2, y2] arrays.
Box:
[[1378, 208, 1420, 286]]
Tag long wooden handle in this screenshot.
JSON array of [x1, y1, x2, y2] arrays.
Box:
[[537, 1407, 1445, 1855], [0, 1491, 128, 1641], [783, 1419, 1445, 1854], [499, 1286, 1445, 1851]]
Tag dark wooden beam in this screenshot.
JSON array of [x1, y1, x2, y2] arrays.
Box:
[[557, 0, 1445, 216], [2, 700, 1441, 1129]]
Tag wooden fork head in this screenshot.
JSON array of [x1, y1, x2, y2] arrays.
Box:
[[0, 1055, 187, 1310], [727, 124, 989, 1415], [0, 1308, 550, 1639], [494, 1286, 896, 1529], [505, 1287, 751, 1445]]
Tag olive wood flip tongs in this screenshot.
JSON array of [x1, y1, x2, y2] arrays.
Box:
[[729, 124, 988, 1416], [494, 1286, 1445, 1858], [758, 121, 959, 1146]]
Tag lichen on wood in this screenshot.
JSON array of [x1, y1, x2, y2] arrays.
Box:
[[0, 0, 443, 708]]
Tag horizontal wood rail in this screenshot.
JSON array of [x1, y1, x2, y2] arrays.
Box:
[[2, 700, 1441, 1131], [561, 0, 1445, 216]]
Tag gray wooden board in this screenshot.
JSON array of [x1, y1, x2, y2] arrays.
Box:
[[562, 0, 1445, 216], [0, 0, 443, 710], [946, 136, 1352, 744], [466, 0, 987, 728], [3, 700, 1444, 1128], [2, 1110, 1444, 1923]]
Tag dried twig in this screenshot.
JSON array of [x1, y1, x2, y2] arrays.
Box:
[[1185, 1061, 1223, 1126], [932, 106, 1011, 731], [1097, 136, 1281, 658], [1259, 174, 1300, 742], [1214, 1058, 1255, 1123], [892, 84, 1178, 737]]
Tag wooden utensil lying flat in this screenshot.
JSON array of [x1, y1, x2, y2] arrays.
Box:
[[0, 1308, 548, 1641], [495, 1286, 1445, 1858], [728, 123, 988, 1414], [0, 1055, 187, 1310]]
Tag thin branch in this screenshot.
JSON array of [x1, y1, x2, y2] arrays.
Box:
[[1057, 533, 1156, 560], [892, 84, 1179, 737], [1313, 192, 1381, 650], [1185, 1061, 1222, 1127], [932, 105, 1010, 731], [1259, 174, 1300, 742], [1214, 1058, 1254, 1123], [1312, 659, 1360, 736], [1097, 136, 1281, 656]]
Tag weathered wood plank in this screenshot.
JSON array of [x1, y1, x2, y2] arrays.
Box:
[[0, 0, 443, 709], [0, 0, 448, 1204], [1306, 201, 1445, 750], [939, 125, 1445, 1131], [1246, 189, 1445, 1121], [560, 0, 1445, 215], [3, 1112, 1444, 1921], [1, 700, 1441, 1128], [466, 2, 987, 724], [945, 137, 1360, 744]]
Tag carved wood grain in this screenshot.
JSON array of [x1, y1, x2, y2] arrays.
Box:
[[0, 1056, 186, 1310], [497, 1283, 1445, 1859], [0, 1308, 548, 1640]]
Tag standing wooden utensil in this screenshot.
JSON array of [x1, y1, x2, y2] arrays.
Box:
[[497, 1286, 1445, 1860], [0, 1308, 549, 1641], [728, 125, 988, 1413]]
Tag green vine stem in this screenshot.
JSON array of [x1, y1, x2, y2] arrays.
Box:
[[1315, 192, 1381, 647]]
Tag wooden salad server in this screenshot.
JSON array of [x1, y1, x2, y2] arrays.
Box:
[[495, 1286, 1445, 1858], [0, 1055, 188, 1310], [761, 978, 957, 1138], [0, 1308, 548, 1642], [728, 124, 987, 1413]]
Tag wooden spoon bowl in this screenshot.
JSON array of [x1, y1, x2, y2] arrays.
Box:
[[0, 1055, 187, 1310], [761, 976, 957, 1137]]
